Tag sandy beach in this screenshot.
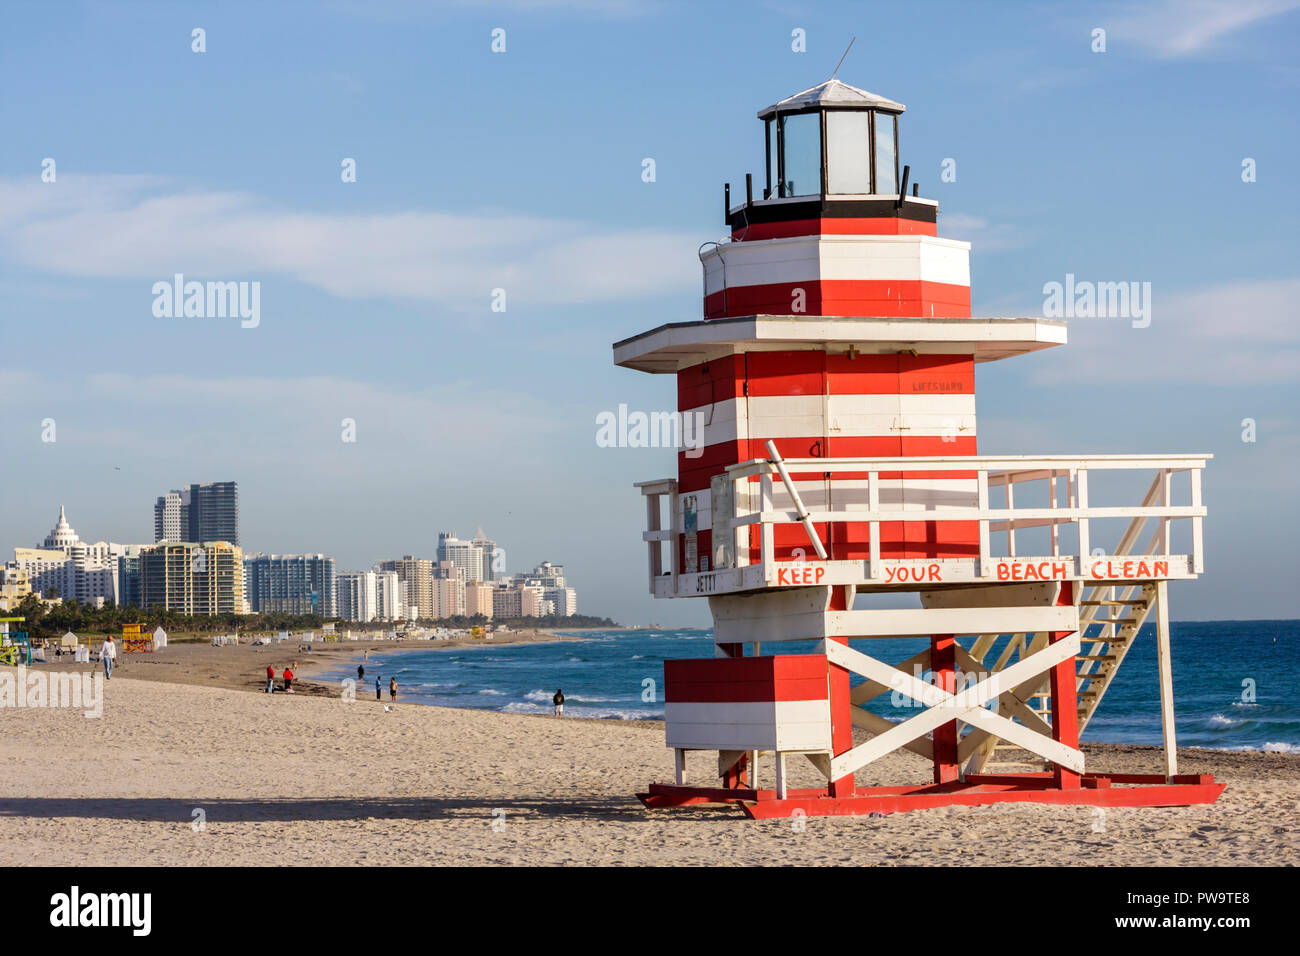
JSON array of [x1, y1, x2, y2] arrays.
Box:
[[0, 658, 1296, 866]]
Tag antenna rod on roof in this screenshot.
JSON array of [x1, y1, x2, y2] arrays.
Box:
[[830, 36, 856, 80]]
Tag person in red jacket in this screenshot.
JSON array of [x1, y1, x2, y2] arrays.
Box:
[[283, 665, 294, 694], [265, 664, 275, 693]]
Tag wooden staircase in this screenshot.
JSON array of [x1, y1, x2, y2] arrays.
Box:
[[964, 472, 1169, 774]]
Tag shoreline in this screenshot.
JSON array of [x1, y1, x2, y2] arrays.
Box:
[[40, 632, 1298, 753], [68, 628, 589, 701]]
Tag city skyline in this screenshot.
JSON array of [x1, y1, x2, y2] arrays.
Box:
[[2, 497, 581, 622]]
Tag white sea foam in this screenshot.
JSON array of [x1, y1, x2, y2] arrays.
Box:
[[501, 701, 546, 714], [499, 700, 657, 720], [1208, 714, 1238, 727], [1226, 741, 1300, 754], [1263, 741, 1300, 753]]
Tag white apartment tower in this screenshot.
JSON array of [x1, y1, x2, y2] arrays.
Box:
[[437, 528, 499, 584], [374, 570, 403, 621], [337, 571, 377, 623]]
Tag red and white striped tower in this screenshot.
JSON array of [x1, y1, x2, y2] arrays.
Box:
[[618, 80, 1222, 817]]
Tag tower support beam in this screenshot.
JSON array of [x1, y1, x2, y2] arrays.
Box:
[[1155, 579, 1179, 781]]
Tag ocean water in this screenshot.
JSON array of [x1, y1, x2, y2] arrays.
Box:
[[317, 620, 1300, 752]]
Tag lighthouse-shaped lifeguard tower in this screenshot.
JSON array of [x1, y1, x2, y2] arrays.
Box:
[[615, 79, 1223, 817]]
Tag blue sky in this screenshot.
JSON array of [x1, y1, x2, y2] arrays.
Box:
[[1, 0, 1297, 625]]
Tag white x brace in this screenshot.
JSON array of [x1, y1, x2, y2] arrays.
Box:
[[817, 635, 1084, 780]]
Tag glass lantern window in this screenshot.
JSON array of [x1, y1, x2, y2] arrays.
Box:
[[781, 112, 821, 197], [873, 111, 897, 194], [825, 110, 871, 194]]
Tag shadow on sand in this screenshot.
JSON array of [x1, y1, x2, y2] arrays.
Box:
[[0, 794, 742, 825]]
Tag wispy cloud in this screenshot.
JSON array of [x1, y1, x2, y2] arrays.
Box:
[[327, 0, 662, 22], [0, 367, 571, 468], [0, 175, 698, 310], [940, 213, 1026, 253], [1029, 278, 1300, 386], [1106, 0, 1300, 58]]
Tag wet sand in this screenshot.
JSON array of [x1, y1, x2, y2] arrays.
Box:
[[83, 628, 580, 699]]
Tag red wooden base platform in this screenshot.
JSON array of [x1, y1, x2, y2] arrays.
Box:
[[637, 773, 1225, 819]]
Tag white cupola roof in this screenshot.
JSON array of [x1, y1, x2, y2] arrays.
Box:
[[757, 79, 905, 119], [43, 505, 81, 550]]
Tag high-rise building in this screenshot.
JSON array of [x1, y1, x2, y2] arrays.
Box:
[[437, 528, 500, 583], [520, 585, 547, 618], [0, 568, 34, 612], [374, 570, 403, 621], [139, 541, 245, 616], [492, 584, 522, 619], [375, 556, 434, 619], [154, 481, 239, 546], [188, 481, 239, 546], [507, 561, 578, 617], [433, 560, 466, 618], [244, 554, 336, 616], [337, 571, 377, 623], [8, 506, 129, 607], [545, 586, 578, 616], [116, 544, 146, 608], [465, 582, 494, 619], [436, 531, 481, 583], [154, 490, 189, 542], [471, 528, 500, 582]]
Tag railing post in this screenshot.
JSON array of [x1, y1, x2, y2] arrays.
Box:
[[1076, 468, 1090, 571], [868, 470, 881, 579], [1190, 466, 1204, 575], [645, 491, 661, 595], [1006, 476, 1017, 559], [977, 470, 991, 577], [669, 485, 680, 596], [1154, 579, 1179, 780], [1048, 470, 1059, 558], [759, 469, 775, 579], [733, 473, 749, 569], [1159, 467, 1172, 556]]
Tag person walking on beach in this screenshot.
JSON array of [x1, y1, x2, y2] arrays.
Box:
[[283, 664, 295, 694], [389, 676, 398, 702], [553, 688, 565, 717], [100, 635, 116, 680], [265, 663, 275, 693], [357, 662, 365, 683], [375, 674, 382, 700]]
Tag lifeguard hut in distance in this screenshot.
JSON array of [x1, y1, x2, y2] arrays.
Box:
[[614, 79, 1222, 817]]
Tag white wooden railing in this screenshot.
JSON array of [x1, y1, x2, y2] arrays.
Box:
[[638, 454, 1209, 596]]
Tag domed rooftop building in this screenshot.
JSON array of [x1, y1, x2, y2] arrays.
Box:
[[42, 506, 81, 551]]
